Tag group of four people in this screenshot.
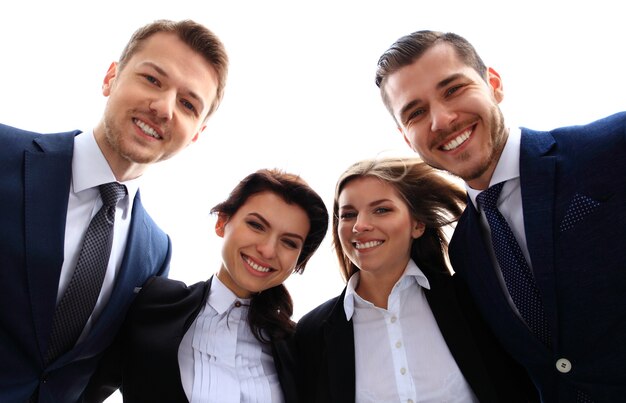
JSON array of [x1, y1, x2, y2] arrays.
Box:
[[1, 18, 624, 403]]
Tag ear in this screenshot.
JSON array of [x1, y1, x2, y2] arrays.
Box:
[[215, 213, 229, 237], [487, 67, 504, 103], [411, 221, 426, 239], [102, 62, 118, 96]]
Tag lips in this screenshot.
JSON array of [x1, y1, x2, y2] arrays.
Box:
[[440, 125, 473, 151], [133, 118, 163, 140], [353, 240, 383, 250], [244, 255, 272, 273]]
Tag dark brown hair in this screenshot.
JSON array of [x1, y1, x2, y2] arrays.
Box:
[[211, 169, 329, 342], [333, 157, 466, 281], [118, 19, 229, 120]]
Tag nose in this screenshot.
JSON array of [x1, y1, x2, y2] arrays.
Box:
[[256, 238, 277, 259], [430, 102, 457, 133], [352, 216, 373, 233], [149, 92, 175, 121]]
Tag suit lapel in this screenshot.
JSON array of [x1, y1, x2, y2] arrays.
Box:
[[323, 290, 356, 403], [519, 129, 559, 332], [86, 192, 161, 343], [24, 132, 75, 357]]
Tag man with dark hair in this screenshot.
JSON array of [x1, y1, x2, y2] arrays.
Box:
[[376, 30, 626, 402]]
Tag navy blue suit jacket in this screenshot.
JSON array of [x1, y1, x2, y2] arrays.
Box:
[[449, 112, 626, 402], [295, 269, 538, 403], [0, 124, 171, 402]]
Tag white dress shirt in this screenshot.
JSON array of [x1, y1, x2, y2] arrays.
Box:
[[178, 276, 284, 403], [344, 259, 478, 403], [466, 126, 531, 318], [59, 130, 139, 343]]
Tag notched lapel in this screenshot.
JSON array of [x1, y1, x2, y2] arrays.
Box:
[[519, 129, 558, 335], [24, 133, 74, 356]]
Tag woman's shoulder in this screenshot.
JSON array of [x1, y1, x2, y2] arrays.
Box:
[[133, 276, 210, 307], [296, 293, 345, 331]]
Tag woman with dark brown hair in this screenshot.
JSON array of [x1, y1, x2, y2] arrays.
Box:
[[87, 169, 328, 402]]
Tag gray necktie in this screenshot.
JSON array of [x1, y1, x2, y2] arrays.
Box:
[[45, 182, 126, 364], [477, 182, 551, 347]]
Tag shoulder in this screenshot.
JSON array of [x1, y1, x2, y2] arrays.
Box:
[[297, 294, 343, 329], [133, 277, 209, 308], [522, 112, 626, 149], [0, 123, 79, 156]]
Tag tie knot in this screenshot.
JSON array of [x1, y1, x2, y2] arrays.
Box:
[[477, 182, 505, 210], [99, 182, 126, 207]]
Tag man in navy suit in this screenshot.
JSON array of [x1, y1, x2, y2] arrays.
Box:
[[0, 19, 228, 402], [374, 30, 626, 402]]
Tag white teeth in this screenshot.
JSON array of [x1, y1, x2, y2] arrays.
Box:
[[442, 128, 471, 151], [134, 119, 162, 139], [246, 257, 271, 273], [354, 240, 383, 249]]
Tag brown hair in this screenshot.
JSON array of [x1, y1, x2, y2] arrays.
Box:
[[118, 19, 229, 120], [211, 169, 329, 342], [333, 157, 466, 281]]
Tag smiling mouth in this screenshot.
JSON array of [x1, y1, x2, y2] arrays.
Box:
[[353, 240, 383, 250], [245, 255, 272, 273], [441, 126, 473, 151], [133, 118, 162, 140]]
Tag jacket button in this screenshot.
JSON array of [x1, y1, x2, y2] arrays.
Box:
[[555, 358, 572, 373]]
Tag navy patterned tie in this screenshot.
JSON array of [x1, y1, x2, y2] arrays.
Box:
[[45, 182, 126, 364], [477, 182, 551, 347]]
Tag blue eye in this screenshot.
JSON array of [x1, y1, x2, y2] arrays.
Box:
[[181, 99, 196, 112], [145, 75, 159, 85]]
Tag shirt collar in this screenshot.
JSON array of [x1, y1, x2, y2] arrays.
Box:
[[208, 275, 251, 315], [72, 130, 140, 212], [343, 259, 430, 320], [467, 126, 521, 209]]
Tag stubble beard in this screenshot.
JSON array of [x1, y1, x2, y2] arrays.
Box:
[[452, 104, 507, 184], [102, 113, 160, 165]]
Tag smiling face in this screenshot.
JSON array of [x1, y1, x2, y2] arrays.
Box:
[[384, 42, 507, 190], [95, 32, 219, 181], [337, 176, 424, 283], [215, 191, 310, 298]]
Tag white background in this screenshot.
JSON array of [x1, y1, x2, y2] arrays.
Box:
[[1, 1, 624, 400]]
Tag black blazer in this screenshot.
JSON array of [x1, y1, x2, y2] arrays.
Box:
[[294, 269, 538, 403], [86, 276, 297, 402]]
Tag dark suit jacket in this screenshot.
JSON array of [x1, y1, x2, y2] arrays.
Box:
[[85, 276, 298, 403], [0, 124, 171, 403], [449, 112, 626, 402], [295, 268, 538, 403]]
